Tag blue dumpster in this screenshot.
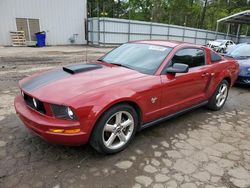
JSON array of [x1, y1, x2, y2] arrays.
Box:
[[35, 31, 46, 47]]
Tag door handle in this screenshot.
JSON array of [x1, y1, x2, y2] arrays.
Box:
[[202, 73, 210, 77]]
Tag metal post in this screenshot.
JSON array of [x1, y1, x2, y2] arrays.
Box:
[[97, 2, 100, 46], [194, 30, 197, 44], [98, 17, 100, 46], [226, 23, 230, 39], [128, 0, 131, 42], [91, 19, 94, 45], [128, 20, 130, 42], [167, 25, 170, 40], [182, 27, 185, 42], [236, 24, 241, 43], [215, 22, 219, 40], [103, 18, 105, 47], [205, 31, 208, 45], [150, 22, 153, 40]]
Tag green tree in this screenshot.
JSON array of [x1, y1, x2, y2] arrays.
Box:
[[87, 0, 250, 34]]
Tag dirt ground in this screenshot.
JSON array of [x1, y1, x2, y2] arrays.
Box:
[[0, 46, 250, 188]]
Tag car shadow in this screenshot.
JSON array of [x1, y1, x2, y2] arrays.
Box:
[[233, 83, 250, 91], [0, 106, 221, 185]]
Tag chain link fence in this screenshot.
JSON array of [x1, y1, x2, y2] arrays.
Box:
[[88, 17, 241, 46]]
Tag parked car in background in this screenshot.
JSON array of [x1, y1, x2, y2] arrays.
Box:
[[207, 39, 235, 53], [14, 40, 239, 154], [226, 43, 250, 85]]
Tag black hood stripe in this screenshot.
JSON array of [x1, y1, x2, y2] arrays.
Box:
[[21, 64, 103, 92], [21, 69, 69, 92]]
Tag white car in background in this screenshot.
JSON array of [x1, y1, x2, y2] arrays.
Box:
[[207, 39, 236, 53]]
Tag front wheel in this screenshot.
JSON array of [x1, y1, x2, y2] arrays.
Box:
[[207, 80, 229, 111], [90, 104, 138, 154]]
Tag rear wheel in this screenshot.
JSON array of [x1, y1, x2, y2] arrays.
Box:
[[207, 80, 229, 111], [90, 104, 138, 154]]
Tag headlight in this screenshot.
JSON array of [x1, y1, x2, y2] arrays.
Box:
[[33, 98, 37, 108], [67, 107, 75, 119], [247, 68, 250, 72], [50, 104, 77, 120]]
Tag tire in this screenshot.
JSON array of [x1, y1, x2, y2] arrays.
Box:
[[207, 80, 229, 111], [90, 104, 138, 154]]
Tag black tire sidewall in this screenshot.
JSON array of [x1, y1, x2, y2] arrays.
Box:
[[207, 80, 229, 111], [91, 104, 138, 154]]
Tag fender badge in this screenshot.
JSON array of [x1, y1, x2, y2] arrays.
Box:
[[151, 97, 158, 104]]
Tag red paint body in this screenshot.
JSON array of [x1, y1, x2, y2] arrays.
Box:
[[14, 41, 239, 145]]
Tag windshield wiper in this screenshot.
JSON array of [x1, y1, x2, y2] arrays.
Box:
[[97, 59, 134, 70], [231, 56, 250, 60], [97, 59, 109, 63], [223, 54, 233, 58], [109, 63, 134, 70]]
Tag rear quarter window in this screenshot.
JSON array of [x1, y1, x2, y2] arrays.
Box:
[[210, 51, 222, 63]]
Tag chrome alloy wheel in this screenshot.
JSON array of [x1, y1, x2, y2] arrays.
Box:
[[216, 83, 228, 107], [102, 111, 134, 150]]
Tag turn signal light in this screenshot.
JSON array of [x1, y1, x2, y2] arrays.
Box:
[[49, 129, 64, 133], [49, 128, 80, 134], [64, 129, 81, 134]]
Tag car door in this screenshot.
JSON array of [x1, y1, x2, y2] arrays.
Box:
[[160, 48, 211, 116]]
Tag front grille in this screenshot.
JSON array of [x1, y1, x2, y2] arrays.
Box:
[[242, 78, 250, 84], [23, 93, 46, 114]]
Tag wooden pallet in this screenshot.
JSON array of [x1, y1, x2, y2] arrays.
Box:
[[10, 31, 26, 46]]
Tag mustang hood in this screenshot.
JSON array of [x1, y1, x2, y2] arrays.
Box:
[[20, 63, 145, 103]]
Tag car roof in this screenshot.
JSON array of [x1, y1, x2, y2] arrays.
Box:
[[215, 39, 231, 41], [130, 40, 188, 48]]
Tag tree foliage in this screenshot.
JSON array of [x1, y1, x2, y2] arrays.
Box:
[[88, 0, 250, 33]]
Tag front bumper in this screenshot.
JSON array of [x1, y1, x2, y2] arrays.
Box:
[[236, 76, 250, 85], [14, 95, 88, 146]]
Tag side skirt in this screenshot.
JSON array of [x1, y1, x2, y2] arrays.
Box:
[[140, 101, 208, 130]]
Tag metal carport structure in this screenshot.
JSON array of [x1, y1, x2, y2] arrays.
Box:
[[215, 10, 250, 42]]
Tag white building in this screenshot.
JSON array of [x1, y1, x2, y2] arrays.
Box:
[[0, 0, 87, 46]]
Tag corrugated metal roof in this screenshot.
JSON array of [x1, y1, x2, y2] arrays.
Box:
[[217, 10, 250, 24]]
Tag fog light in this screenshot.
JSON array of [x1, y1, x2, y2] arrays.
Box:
[[49, 129, 64, 133], [64, 129, 81, 134]]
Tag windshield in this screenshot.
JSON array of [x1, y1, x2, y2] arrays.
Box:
[[227, 44, 250, 57], [100, 43, 172, 74]]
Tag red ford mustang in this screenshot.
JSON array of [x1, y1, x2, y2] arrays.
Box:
[[14, 40, 239, 154]]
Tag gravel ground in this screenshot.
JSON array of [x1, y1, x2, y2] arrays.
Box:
[[0, 46, 249, 188]]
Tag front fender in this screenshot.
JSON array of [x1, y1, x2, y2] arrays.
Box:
[[89, 89, 143, 124], [70, 88, 143, 138]]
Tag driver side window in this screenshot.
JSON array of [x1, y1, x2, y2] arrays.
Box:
[[170, 48, 205, 68]]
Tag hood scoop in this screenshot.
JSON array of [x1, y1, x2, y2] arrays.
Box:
[[63, 63, 102, 74]]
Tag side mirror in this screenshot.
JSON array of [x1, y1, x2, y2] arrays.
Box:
[[166, 63, 189, 74]]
